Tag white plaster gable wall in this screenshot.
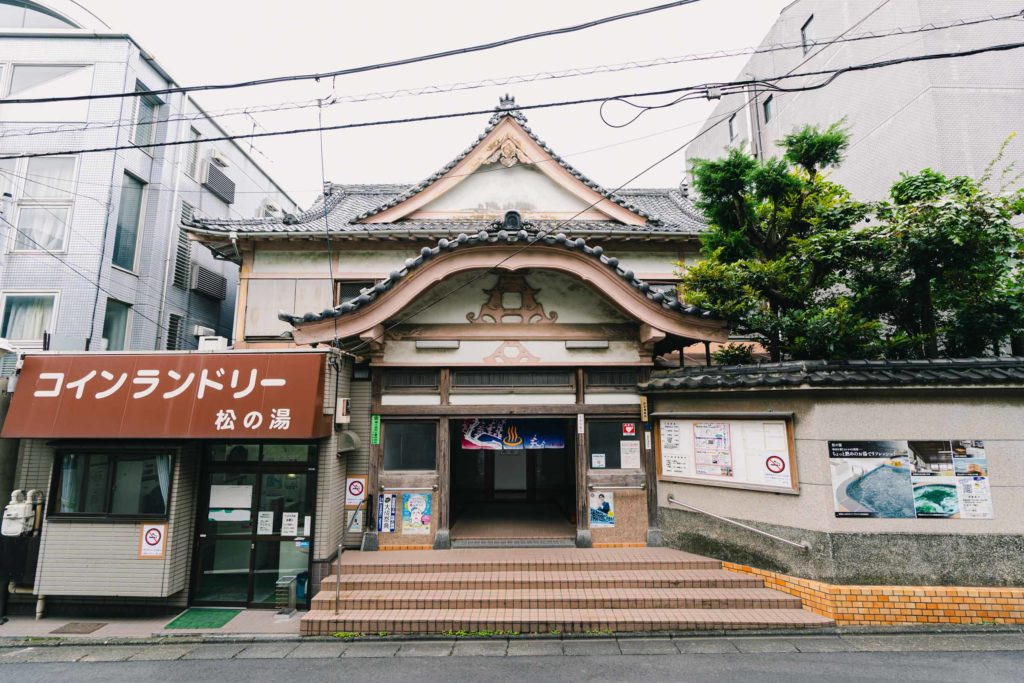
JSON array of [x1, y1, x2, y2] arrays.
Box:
[[416, 164, 592, 215], [400, 270, 629, 325]]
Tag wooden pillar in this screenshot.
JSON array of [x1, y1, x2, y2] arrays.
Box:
[[434, 416, 451, 549], [644, 416, 663, 547], [574, 369, 591, 547]]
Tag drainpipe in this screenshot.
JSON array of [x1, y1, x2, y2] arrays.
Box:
[[156, 90, 189, 350]]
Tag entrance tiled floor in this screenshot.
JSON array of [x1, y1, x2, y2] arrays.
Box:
[[450, 502, 575, 540]]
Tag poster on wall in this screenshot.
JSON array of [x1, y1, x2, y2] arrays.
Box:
[[377, 493, 396, 533], [620, 441, 641, 469], [693, 422, 733, 477], [828, 440, 993, 519], [461, 418, 566, 450], [589, 491, 615, 527], [401, 493, 432, 534], [657, 418, 796, 492]]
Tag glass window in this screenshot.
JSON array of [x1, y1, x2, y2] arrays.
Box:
[[23, 157, 75, 199], [0, 1, 76, 28], [134, 86, 159, 147], [451, 369, 573, 388], [337, 280, 374, 304], [209, 444, 260, 462], [52, 452, 171, 517], [586, 369, 641, 390], [763, 95, 774, 123], [262, 444, 313, 462], [801, 16, 814, 55], [113, 174, 144, 270], [1, 293, 54, 340], [587, 420, 641, 470], [383, 369, 438, 390], [5, 64, 92, 122], [728, 113, 737, 141], [13, 206, 68, 251], [0, 157, 16, 197], [185, 127, 201, 177], [383, 421, 436, 470], [101, 298, 130, 350]]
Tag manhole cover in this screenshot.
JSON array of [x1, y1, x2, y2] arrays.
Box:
[[51, 622, 106, 634]]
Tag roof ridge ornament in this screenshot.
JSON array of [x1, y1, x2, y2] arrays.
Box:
[[489, 93, 528, 126]]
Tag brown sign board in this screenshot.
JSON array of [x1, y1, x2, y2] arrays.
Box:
[[1, 352, 331, 440]]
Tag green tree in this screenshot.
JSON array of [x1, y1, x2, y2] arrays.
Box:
[[833, 168, 1024, 358], [679, 123, 878, 361]]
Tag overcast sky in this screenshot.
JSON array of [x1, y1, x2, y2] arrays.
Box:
[[83, 0, 794, 207]]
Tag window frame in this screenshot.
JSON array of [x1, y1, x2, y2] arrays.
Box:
[[381, 420, 438, 472], [762, 95, 774, 123], [111, 171, 146, 273], [185, 127, 201, 178], [6, 155, 78, 254], [800, 15, 814, 55], [0, 289, 58, 342], [585, 369, 642, 394], [101, 297, 131, 351], [383, 369, 439, 392], [727, 112, 737, 141], [585, 419, 642, 471], [132, 82, 161, 153], [48, 448, 175, 521], [450, 368, 575, 395]]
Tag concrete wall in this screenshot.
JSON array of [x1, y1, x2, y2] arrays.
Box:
[[683, 0, 1024, 201], [651, 388, 1024, 585]]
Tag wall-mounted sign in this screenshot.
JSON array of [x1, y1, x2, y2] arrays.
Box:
[[138, 523, 167, 559], [281, 512, 299, 536], [256, 511, 274, 535], [378, 493, 396, 533], [589, 491, 615, 527], [370, 414, 381, 445], [656, 417, 797, 493], [461, 418, 566, 450], [346, 477, 366, 507], [829, 440, 993, 519], [622, 422, 636, 437], [620, 441, 641, 469], [1, 353, 330, 439]]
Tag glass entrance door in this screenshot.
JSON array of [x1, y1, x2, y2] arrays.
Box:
[[191, 443, 316, 608]]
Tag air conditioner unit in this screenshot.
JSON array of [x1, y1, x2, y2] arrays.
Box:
[[190, 264, 228, 300], [210, 150, 230, 168], [198, 336, 229, 351], [192, 325, 215, 337]]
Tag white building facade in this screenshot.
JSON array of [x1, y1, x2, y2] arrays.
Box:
[[684, 0, 1024, 200], [0, 0, 298, 360]]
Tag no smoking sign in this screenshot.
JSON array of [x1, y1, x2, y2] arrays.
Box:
[[765, 455, 786, 474], [346, 477, 367, 506], [139, 522, 167, 559]]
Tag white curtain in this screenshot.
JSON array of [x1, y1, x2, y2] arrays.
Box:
[[3, 295, 53, 340], [155, 454, 171, 512], [60, 455, 79, 513], [15, 207, 68, 251], [24, 157, 75, 199]]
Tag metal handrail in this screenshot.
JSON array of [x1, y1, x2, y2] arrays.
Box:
[[666, 495, 811, 552], [588, 484, 646, 490], [335, 496, 369, 614], [380, 485, 437, 492]]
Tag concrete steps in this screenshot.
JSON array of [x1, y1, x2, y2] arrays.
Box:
[[301, 548, 831, 635]]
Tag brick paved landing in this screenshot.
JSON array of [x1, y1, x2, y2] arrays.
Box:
[[301, 548, 832, 635]]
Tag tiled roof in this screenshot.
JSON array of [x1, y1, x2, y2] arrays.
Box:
[[278, 225, 718, 326], [640, 358, 1024, 391], [186, 97, 707, 238]]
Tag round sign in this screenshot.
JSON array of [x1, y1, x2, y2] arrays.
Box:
[[765, 455, 786, 474], [348, 479, 365, 497], [144, 527, 162, 546]]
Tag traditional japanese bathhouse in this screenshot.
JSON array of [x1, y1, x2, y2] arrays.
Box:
[[185, 97, 727, 554]]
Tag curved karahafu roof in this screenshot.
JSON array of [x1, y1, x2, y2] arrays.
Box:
[[280, 225, 727, 347], [185, 96, 707, 247]]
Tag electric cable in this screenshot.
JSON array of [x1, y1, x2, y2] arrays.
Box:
[[5, 38, 1023, 163], [0, 1, 703, 105]]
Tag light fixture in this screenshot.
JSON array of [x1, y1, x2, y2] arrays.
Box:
[[415, 340, 460, 350], [565, 340, 609, 349]]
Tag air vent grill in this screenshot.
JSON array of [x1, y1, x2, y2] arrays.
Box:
[[203, 162, 236, 204], [166, 313, 183, 351], [190, 265, 227, 300]]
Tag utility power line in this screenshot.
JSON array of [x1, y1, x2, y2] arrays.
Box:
[[3, 39, 1023, 163], [2, 8, 1014, 143], [0, 1, 702, 105]]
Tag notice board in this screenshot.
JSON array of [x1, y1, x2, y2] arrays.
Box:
[[655, 416, 798, 493]]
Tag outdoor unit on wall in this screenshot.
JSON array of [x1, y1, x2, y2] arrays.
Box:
[[210, 150, 231, 167], [198, 336, 229, 351], [190, 265, 228, 300], [192, 325, 215, 338], [202, 160, 236, 204]]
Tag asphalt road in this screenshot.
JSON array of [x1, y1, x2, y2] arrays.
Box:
[[2, 650, 1023, 682]]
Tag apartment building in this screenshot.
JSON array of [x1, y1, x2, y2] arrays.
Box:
[[0, 0, 298, 361], [684, 0, 1024, 200]]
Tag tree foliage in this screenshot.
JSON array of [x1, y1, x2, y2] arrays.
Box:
[[679, 124, 1024, 362]]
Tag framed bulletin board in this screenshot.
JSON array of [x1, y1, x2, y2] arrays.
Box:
[[654, 413, 798, 494]]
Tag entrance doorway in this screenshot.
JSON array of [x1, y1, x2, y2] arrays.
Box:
[[191, 443, 316, 608], [449, 418, 576, 543]]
